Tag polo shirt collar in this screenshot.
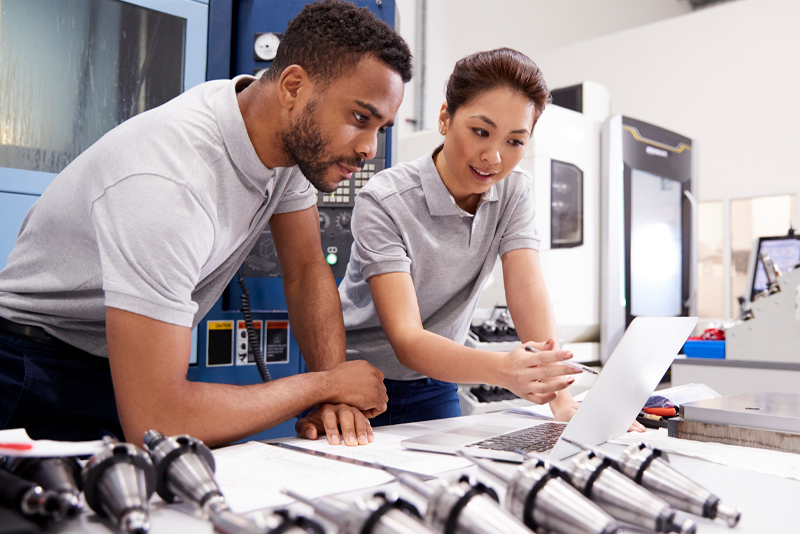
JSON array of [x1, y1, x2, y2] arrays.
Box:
[[214, 75, 276, 195], [419, 147, 498, 217]]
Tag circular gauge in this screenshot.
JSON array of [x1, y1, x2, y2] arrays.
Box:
[[336, 212, 352, 232], [319, 211, 330, 233], [254, 33, 281, 61]]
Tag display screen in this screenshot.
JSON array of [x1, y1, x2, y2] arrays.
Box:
[[752, 237, 800, 298], [0, 0, 186, 174], [630, 168, 683, 317]]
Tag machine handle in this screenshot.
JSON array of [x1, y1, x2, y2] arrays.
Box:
[[683, 189, 698, 310]]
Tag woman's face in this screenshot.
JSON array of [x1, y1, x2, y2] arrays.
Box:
[[436, 87, 535, 209]]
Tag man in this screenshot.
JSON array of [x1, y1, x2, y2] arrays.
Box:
[[0, 1, 412, 448]]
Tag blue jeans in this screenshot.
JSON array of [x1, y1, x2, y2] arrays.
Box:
[[0, 333, 123, 442], [370, 377, 461, 427]]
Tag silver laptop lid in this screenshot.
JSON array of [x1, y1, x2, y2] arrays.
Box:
[[551, 316, 697, 459], [401, 316, 698, 461]]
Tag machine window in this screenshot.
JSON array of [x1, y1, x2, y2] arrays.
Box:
[[0, 0, 185, 174]]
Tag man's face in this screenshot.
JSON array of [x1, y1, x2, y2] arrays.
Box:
[[282, 56, 404, 193]]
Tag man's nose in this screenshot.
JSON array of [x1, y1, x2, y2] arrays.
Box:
[[355, 130, 379, 161]]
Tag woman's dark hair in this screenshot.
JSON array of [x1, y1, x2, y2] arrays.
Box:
[[444, 48, 551, 123], [263, 0, 412, 85]]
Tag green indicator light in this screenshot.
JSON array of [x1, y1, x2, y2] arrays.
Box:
[[326, 253, 338, 265]]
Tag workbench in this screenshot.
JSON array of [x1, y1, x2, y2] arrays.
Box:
[[49, 412, 799, 534]]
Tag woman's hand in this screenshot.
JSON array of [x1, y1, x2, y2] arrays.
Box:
[[497, 340, 581, 404], [551, 399, 580, 422]]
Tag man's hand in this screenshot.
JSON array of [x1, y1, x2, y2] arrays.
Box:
[[296, 404, 374, 446], [324, 360, 388, 413], [496, 341, 580, 405]]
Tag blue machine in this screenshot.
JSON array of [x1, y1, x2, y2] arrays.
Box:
[[0, 0, 208, 270], [0, 0, 396, 442]]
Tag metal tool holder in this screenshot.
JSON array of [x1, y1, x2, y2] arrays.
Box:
[[285, 489, 437, 534], [212, 507, 326, 534], [143, 430, 228, 517], [566, 439, 741, 527], [0, 467, 59, 519], [555, 449, 696, 534], [389, 467, 536, 534], [6, 456, 83, 519], [82, 439, 156, 534], [457, 451, 621, 534]]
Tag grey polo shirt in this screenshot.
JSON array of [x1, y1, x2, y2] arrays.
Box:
[[339, 148, 540, 381], [0, 75, 316, 356]]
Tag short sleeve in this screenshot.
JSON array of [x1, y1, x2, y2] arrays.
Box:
[[499, 181, 540, 257], [350, 192, 412, 280], [273, 167, 318, 215], [91, 175, 215, 326]]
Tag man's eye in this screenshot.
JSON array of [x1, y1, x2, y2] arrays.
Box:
[[354, 113, 368, 123], [378, 126, 388, 134]]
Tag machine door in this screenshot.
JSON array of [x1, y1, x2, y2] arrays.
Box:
[[622, 117, 694, 326]]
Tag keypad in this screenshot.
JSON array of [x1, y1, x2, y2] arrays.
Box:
[[320, 163, 378, 205], [465, 422, 567, 453]]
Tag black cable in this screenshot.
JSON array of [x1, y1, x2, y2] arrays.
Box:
[[237, 271, 271, 382]]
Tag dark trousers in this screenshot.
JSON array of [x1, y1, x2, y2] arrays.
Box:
[[370, 377, 461, 427], [0, 332, 123, 442]]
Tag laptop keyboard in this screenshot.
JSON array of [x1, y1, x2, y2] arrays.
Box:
[[465, 422, 567, 453]]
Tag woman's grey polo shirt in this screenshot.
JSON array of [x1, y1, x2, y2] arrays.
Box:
[[339, 149, 540, 381]]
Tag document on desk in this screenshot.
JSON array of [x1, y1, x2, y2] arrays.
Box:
[[281, 430, 472, 476], [0, 428, 105, 457], [213, 441, 396, 513], [611, 428, 800, 482]]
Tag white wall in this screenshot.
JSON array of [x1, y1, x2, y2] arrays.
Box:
[[532, 0, 800, 205], [394, 0, 692, 137]]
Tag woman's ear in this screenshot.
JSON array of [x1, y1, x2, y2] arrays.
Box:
[[438, 102, 450, 136]]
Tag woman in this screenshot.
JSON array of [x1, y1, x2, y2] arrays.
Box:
[[339, 48, 606, 428]]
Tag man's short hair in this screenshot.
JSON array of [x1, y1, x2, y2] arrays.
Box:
[[263, 0, 412, 85]]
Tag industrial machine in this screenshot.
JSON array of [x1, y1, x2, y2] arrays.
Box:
[[725, 234, 800, 361], [0, 0, 208, 271], [601, 115, 697, 362]]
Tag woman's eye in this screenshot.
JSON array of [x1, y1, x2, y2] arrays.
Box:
[[473, 128, 489, 137], [509, 139, 524, 147]]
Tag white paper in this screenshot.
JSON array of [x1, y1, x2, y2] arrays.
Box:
[[279, 430, 472, 476], [502, 401, 553, 420], [651, 383, 721, 406], [0, 428, 105, 457], [610, 428, 800, 482], [212, 441, 397, 513]]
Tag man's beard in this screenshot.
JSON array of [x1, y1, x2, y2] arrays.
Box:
[[281, 99, 364, 193]]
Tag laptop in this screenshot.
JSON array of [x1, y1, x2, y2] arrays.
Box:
[[401, 316, 698, 461]]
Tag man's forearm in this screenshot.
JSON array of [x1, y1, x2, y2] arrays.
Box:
[[117, 372, 333, 448], [283, 258, 346, 372]]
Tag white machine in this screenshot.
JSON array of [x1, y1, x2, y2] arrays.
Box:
[[726, 236, 800, 362]]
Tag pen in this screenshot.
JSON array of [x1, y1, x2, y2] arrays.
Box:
[[524, 346, 600, 375], [0, 443, 34, 451]]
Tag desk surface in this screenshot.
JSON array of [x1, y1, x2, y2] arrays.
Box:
[[50, 412, 798, 534]]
